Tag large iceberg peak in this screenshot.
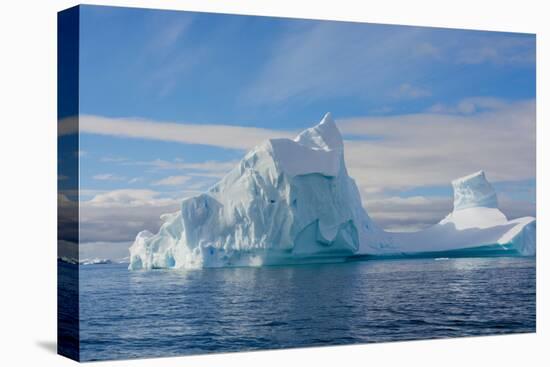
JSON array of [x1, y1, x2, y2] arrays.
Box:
[[452, 170, 498, 211], [295, 112, 343, 151], [264, 113, 344, 177], [129, 113, 380, 270]]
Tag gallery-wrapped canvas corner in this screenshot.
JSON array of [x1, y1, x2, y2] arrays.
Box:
[[58, 4, 536, 362]]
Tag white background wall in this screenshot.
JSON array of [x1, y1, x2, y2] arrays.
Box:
[[0, 0, 548, 366]]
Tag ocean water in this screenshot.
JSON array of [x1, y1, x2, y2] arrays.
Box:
[[71, 257, 535, 361]]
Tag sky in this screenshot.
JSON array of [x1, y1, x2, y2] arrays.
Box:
[[59, 5, 536, 259]]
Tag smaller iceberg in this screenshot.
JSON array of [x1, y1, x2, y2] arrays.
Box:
[[370, 171, 536, 258], [80, 258, 113, 266]]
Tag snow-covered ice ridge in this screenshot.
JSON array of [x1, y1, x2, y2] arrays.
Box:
[[129, 113, 535, 270]]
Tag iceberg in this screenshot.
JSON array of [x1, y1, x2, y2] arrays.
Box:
[[129, 113, 535, 270], [80, 258, 113, 266], [368, 170, 536, 258]]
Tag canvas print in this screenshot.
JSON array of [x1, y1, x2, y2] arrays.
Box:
[[58, 5, 536, 362]]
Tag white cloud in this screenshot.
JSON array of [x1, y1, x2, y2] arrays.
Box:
[[128, 177, 143, 184], [101, 156, 128, 163], [86, 189, 179, 208], [183, 179, 218, 191], [59, 115, 295, 151], [391, 83, 431, 99], [147, 16, 193, 52], [92, 173, 125, 181], [414, 42, 441, 59], [134, 158, 238, 178], [152, 175, 191, 186], [340, 99, 535, 193], [140, 14, 200, 97], [79, 189, 182, 243], [243, 23, 437, 104], [242, 24, 534, 105], [456, 36, 535, 65], [428, 97, 508, 114]]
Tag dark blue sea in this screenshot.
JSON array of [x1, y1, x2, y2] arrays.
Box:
[[69, 257, 535, 361]]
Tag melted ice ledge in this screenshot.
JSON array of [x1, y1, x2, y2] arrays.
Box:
[[129, 114, 535, 270]]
